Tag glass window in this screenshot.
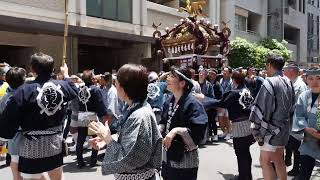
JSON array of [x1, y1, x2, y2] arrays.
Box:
[[235, 14, 247, 32], [102, 0, 117, 20], [87, 0, 102, 17], [86, 0, 132, 23], [118, 0, 132, 22]]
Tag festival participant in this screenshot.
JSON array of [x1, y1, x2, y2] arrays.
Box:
[[0, 62, 11, 165], [245, 67, 264, 98], [0, 53, 78, 180], [197, 70, 255, 180], [75, 70, 108, 168], [283, 62, 308, 176], [99, 72, 120, 132], [218, 67, 233, 140], [147, 71, 167, 124], [89, 64, 162, 180], [198, 66, 214, 143], [250, 54, 295, 180], [292, 67, 320, 180], [63, 75, 83, 152], [0, 67, 26, 180], [0, 62, 11, 98], [207, 68, 223, 141], [160, 67, 207, 180], [189, 68, 201, 94]]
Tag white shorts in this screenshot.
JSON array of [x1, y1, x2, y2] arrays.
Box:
[[10, 155, 19, 163], [20, 167, 62, 179], [21, 172, 45, 179], [260, 142, 284, 152]]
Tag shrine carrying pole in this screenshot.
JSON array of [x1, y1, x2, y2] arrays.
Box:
[[62, 0, 69, 64]]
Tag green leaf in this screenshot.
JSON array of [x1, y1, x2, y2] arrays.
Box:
[[228, 37, 291, 68]]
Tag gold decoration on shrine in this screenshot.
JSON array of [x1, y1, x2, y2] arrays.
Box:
[[178, 0, 208, 17]]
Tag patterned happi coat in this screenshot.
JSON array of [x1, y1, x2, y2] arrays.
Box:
[[102, 101, 162, 176], [292, 90, 320, 160], [249, 72, 295, 146], [0, 75, 78, 173]]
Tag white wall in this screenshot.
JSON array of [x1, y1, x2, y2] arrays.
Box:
[[0, 0, 64, 24], [144, 1, 188, 37], [2, 0, 64, 12], [221, 0, 267, 42]]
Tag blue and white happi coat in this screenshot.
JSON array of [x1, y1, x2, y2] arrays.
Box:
[[292, 90, 320, 160]]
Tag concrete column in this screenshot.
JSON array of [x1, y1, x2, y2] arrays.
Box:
[[132, 0, 142, 35], [68, 0, 76, 26], [141, 0, 147, 26], [209, 0, 221, 24], [216, 0, 220, 25], [220, 0, 235, 38], [259, 0, 268, 38], [132, 0, 141, 25], [80, 0, 87, 27]]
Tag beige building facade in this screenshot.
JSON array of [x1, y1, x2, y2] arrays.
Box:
[[0, 0, 315, 73]]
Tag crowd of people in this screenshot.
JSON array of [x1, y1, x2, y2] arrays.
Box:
[[0, 52, 319, 180]]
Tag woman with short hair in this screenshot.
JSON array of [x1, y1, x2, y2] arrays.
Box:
[[1, 67, 26, 180], [89, 64, 162, 180]]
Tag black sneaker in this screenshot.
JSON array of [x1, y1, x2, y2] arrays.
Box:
[[287, 169, 299, 176]]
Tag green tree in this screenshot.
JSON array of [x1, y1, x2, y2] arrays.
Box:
[[228, 37, 292, 68], [258, 38, 291, 60], [228, 37, 256, 68]]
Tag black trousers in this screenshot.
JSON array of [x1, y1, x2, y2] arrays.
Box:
[[297, 155, 316, 180], [233, 135, 254, 180], [285, 135, 301, 171], [207, 109, 218, 136], [63, 109, 72, 139], [76, 127, 98, 164], [161, 162, 198, 180]]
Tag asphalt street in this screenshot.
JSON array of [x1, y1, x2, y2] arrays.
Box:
[[1, 138, 319, 180]]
